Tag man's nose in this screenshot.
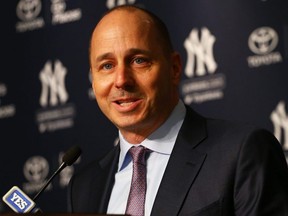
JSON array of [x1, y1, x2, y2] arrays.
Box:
[[114, 64, 134, 89]]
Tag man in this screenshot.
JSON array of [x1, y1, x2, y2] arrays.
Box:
[[68, 5, 288, 216]]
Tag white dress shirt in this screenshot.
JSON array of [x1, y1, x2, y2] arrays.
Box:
[[107, 100, 186, 216]]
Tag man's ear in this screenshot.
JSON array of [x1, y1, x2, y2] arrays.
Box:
[[90, 69, 96, 95], [171, 52, 182, 85]]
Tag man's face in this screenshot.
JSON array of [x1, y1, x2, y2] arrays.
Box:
[[90, 10, 181, 142]]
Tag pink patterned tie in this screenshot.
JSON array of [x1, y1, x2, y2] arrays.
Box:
[[125, 146, 148, 216]]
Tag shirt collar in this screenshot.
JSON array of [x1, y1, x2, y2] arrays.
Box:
[[118, 100, 186, 171]]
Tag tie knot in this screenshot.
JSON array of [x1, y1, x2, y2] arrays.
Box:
[[129, 146, 147, 165]]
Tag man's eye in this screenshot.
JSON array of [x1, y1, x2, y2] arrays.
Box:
[[102, 63, 113, 70], [133, 58, 146, 64]]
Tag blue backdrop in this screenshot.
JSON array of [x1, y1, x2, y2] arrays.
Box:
[[1, 0, 287, 213]]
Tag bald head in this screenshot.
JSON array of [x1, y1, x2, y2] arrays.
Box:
[[89, 5, 174, 59]]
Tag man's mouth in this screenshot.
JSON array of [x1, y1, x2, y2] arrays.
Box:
[[113, 98, 142, 111], [117, 101, 134, 106]]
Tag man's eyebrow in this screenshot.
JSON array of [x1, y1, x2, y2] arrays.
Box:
[[127, 48, 152, 56], [96, 48, 152, 61], [96, 53, 114, 62], [95, 49, 153, 62]]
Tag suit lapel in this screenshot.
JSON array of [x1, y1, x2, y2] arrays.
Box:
[[92, 145, 120, 213], [151, 106, 207, 216]]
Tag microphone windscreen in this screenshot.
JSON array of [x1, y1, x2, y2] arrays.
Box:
[[62, 145, 82, 166]]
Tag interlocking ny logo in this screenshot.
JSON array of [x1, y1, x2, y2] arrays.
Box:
[[39, 60, 68, 107], [270, 101, 288, 151], [106, 0, 136, 9], [184, 27, 217, 78]]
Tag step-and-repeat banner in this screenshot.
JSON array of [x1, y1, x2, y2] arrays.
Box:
[[1, 0, 287, 213]]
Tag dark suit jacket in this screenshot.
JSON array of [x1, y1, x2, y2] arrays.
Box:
[[68, 106, 288, 215]]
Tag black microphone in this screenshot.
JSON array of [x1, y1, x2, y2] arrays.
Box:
[[33, 145, 82, 201], [2, 145, 82, 213]]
